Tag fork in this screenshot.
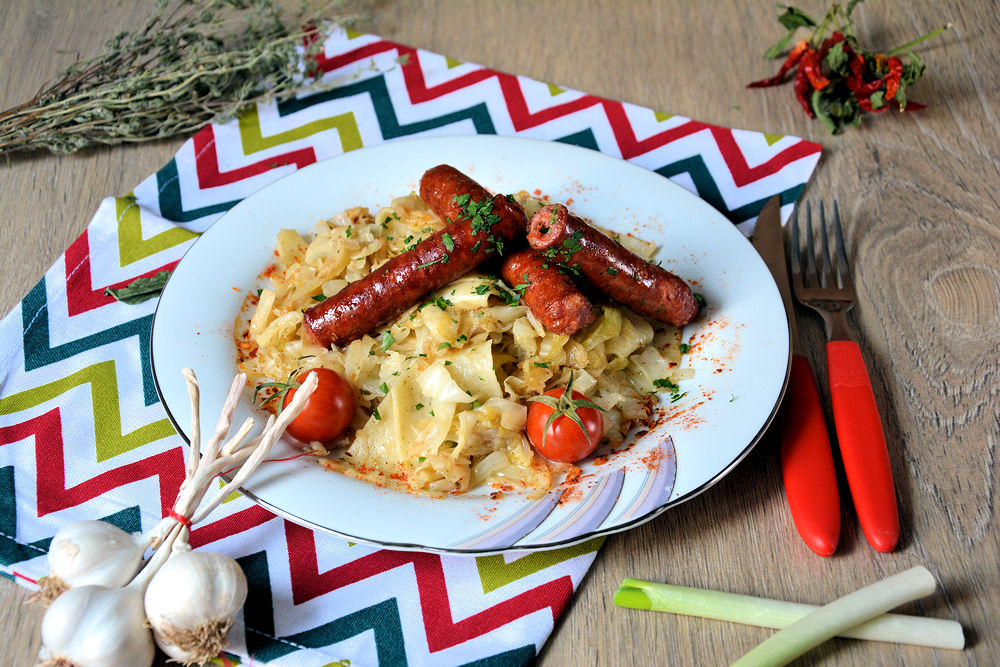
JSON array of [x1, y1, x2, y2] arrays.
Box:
[[789, 201, 899, 553]]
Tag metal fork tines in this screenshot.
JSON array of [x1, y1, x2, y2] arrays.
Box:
[[789, 200, 856, 341]]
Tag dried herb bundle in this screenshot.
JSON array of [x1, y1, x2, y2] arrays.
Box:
[[0, 0, 362, 155]]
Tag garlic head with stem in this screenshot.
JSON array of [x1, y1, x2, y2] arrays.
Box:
[[144, 531, 249, 665], [38, 523, 182, 667], [33, 519, 147, 605]]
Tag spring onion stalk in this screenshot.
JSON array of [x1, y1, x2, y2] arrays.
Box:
[[615, 576, 963, 650], [731, 566, 942, 666]]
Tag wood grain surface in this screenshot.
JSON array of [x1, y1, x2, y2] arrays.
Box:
[[1, 1, 997, 665]]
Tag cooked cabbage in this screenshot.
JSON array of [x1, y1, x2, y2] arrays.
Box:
[[236, 193, 692, 497]]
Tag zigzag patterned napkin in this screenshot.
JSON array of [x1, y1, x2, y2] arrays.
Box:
[[0, 28, 820, 666]]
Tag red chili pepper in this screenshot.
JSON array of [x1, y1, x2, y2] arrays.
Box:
[[894, 99, 927, 111], [747, 39, 810, 88], [857, 97, 892, 113], [801, 49, 831, 90], [819, 31, 846, 57], [793, 64, 815, 118], [846, 52, 866, 93], [885, 56, 904, 101]]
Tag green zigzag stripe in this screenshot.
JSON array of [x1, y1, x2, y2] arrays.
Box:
[[20, 280, 160, 406], [238, 105, 362, 155], [654, 155, 806, 223], [475, 537, 603, 594], [238, 550, 407, 664], [0, 464, 143, 566], [0, 359, 175, 462], [115, 194, 198, 267]]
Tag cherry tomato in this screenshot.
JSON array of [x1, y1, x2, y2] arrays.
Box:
[[526, 388, 604, 463], [282, 368, 355, 443]]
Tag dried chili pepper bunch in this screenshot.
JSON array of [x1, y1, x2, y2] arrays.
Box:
[[748, 0, 950, 134]]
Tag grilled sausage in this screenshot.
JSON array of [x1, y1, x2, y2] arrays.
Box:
[[500, 248, 595, 335], [302, 166, 525, 348], [527, 203, 700, 327]]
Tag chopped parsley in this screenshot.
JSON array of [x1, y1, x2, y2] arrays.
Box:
[[380, 330, 395, 352], [694, 292, 707, 309], [533, 361, 550, 368], [345, 226, 352, 238], [606, 267, 618, 276], [456, 334, 468, 343], [470, 400, 482, 409], [311, 294, 326, 302], [415, 403, 424, 411], [474, 284, 491, 295], [561, 231, 583, 255], [378, 382, 388, 394], [438, 342, 452, 350], [441, 232, 455, 252], [678, 343, 692, 354], [372, 407, 382, 421], [653, 378, 679, 392], [417, 255, 448, 269]]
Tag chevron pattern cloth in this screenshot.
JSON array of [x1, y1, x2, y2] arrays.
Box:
[[0, 28, 821, 666]]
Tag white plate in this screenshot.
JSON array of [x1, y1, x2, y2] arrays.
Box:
[[151, 135, 789, 554]]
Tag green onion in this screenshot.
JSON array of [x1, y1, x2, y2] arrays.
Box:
[[615, 567, 962, 661]]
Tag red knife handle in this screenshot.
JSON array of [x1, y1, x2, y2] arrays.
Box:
[[826, 339, 899, 552], [779, 355, 841, 557]]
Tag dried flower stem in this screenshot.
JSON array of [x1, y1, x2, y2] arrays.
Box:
[[0, 0, 363, 155]]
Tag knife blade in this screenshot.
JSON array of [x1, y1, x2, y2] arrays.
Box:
[[753, 196, 841, 556]]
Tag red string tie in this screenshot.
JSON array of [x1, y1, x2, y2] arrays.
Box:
[[167, 509, 192, 528]]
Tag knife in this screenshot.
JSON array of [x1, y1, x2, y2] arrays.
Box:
[[752, 196, 841, 556]]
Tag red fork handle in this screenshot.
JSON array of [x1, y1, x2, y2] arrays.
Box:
[[826, 340, 899, 552], [779, 355, 841, 556]]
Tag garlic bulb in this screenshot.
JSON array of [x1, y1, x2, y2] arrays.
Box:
[[35, 520, 146, 604], [38, 584, 155, 667], [144, 545, 248, 665]]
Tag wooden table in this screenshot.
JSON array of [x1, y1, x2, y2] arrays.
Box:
[[2, 1, 997, 665]]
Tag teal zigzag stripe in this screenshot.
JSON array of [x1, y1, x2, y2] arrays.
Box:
[[1, 463, 144, 567], [154, 73, 496, 223], [554, 128, 600, 151], [153, 73, 800, 228], [239, 551, 407, 664], [0, 467, 43, 566], [655, 156, 805, 224], [155, 158, 240, 223], [20, 280, 159, 406], [277, 73, 497, 138], [460, 645, 536, 666]]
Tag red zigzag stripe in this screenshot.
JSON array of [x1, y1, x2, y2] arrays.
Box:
[[0, 408, 184, 517], [283, 521, 573, 652], [315, 39, 821, 180], [188, 37, 818, 194], [188, 505, 279, 548], [191, 126, 317, 189], [64, 230, 179, 316]]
